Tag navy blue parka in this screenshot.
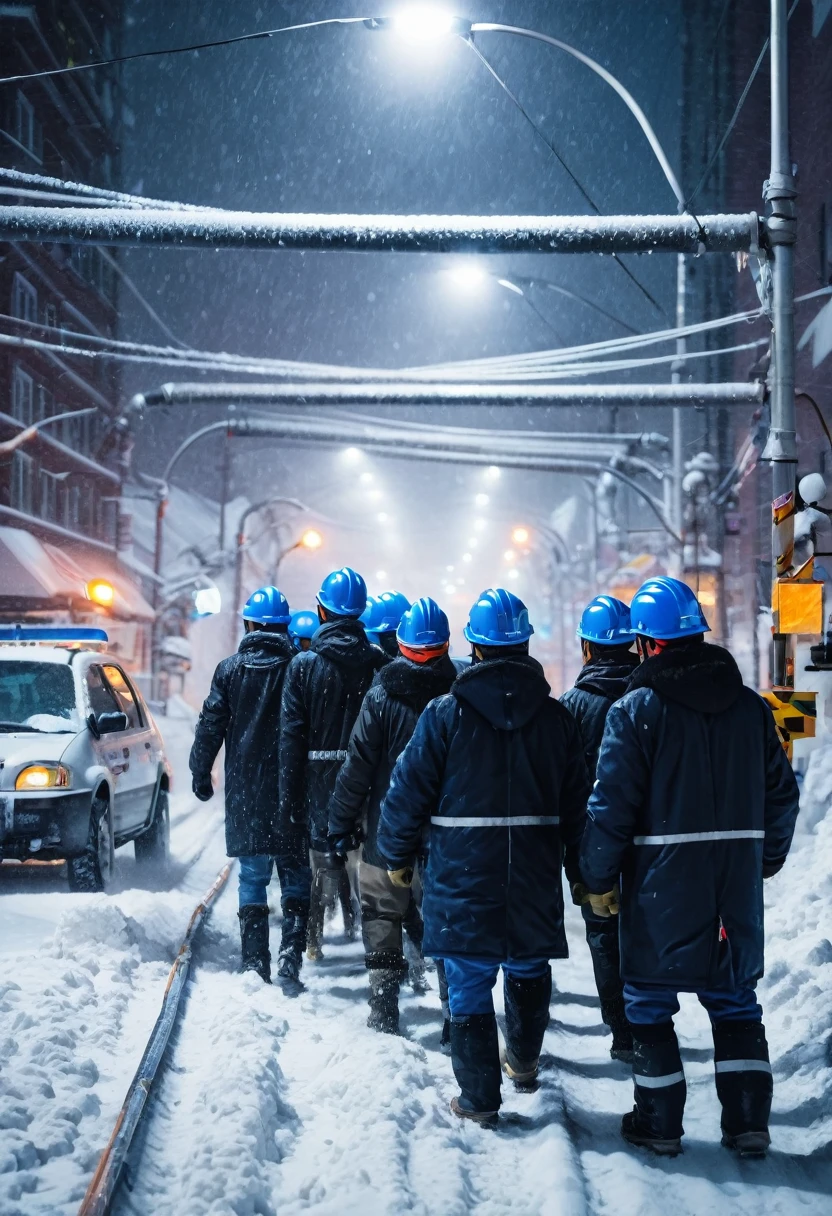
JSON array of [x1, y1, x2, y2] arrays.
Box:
[[580, 642, 799, 990], [377, 654, 590, 961]]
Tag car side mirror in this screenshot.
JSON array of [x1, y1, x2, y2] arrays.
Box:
[[94, 711, 129, 736]]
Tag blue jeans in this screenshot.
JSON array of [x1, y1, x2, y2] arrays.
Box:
[[238, 855, 276, 907], [443, 956, 550, 1017], [624, 982, 763, 1026]]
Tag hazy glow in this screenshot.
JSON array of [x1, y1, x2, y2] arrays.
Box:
[[446, 584, 457, 595], [512, 526, 531, 546], [377, 512, 388, 523], [342, 446, 363, 464], [390, 6, 456, 41], [474, 493, 489, 507], [485, 465, 501, 481], [462, 553, 472, 563], [367, 489, 383, 502], [86, 578, 115, 608], [376, 570, 388, 581], [300, 528, 323, 550], [447, 262, 487, 292], [194, 586, 222, 615], [446, 564, 455, 572], [359, 472, 374, 485], [467, 537, 478, 547], [504, 549, 517, 563], [507, 568, 520, 582], [474, 519, 487, 532]]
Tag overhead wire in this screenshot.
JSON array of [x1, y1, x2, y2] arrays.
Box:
[[464, 37, 670, 322]]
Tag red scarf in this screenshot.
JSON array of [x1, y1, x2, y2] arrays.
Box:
[[398, 641, 450, 665]]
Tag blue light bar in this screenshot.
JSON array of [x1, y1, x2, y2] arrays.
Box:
[[0, 625, 109, 643]]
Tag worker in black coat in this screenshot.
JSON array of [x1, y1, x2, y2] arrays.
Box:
[[560, 594, 640, 1063], [581, 577, 799, 1158], [329, 597, 457, 1035], [189, 586, 295, 984], [277, 567, 388, 980], [377, 589, 590, 1124]]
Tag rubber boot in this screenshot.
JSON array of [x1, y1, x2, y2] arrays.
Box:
[[622, 1021, 685, 1156], [436, 959, 451, 1054], [366, 955, 404, 1034], [238, 904, 271, 983], [601, 995, 635, 1065], [713, 1019, 773, 1157], [276, 896, 308, 984], [449, 1013, 501, 1123], [502, 968, 551, 1088]]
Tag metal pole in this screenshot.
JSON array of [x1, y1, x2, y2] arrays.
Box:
[[151, 484, 166, 701], [671, 254, 687, 576], [764, 0, 798, 686], [218, 435, 231, 552]]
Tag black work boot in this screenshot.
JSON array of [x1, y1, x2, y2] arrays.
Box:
[[436, 959, 451, 1054], [601, 995, 635, 1065], [713, 1019, 773, 1157], [502, 969, 552, 1088], [238, 904, 271, 983], [277, 896, 308, 985], [366, 950, 407, 1034], [449, 1014, 501, 1124], [622, 1021, 686, 1156]]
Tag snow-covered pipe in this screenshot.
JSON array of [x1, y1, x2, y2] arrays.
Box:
[[0, 205, 762, 255]]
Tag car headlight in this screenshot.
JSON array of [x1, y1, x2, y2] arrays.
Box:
[[15, 764, 71, 791]]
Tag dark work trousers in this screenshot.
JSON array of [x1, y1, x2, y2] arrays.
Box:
[[359, 860, 424, 960], [307, 847, 357, 954], [582, 901, 624, 1004]]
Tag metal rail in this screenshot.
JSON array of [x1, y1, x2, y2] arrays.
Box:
[[77, 863, 233, 1216], [0, 205, 762, 254]]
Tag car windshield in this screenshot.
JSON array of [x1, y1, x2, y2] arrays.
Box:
[[0, 661, 79, 733]]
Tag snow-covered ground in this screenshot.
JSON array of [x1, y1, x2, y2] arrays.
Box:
[[2, 719, 832, 1215]]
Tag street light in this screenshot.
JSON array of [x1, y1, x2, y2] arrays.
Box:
[[512, 526, 530, 547], [86, 579, 115, 608], [301, 528, 323, 551]]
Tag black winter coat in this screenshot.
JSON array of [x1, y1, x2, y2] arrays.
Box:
[[328, 654, 458, 867], [279, 618, 388, 849], [560, 653, 640, 782], [377, 655, 590, 961], [189, 631, 294, 856], [581, 643, 799, 990]]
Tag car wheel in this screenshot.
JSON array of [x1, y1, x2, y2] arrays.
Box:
[[67, 796, 114, 893], [134, 789, 170, 869]]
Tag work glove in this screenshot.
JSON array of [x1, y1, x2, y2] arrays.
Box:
[[330, 827, 364, 858], [192, 774, 214, 802], [388, 866, 414, 889], [570, 881, 591, 907], [587, 885, 620, 918]]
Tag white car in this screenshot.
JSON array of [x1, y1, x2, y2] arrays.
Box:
[[0, 626, 172, 891]]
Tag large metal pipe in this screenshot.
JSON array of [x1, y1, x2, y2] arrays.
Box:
[[0, 204, 762, 255], [133, 381, 765, 410], [763, 0, 798, 686]]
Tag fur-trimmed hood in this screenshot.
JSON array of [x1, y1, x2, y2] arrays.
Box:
[[376, 653, 457, 710], [574, 652, 640, 702]]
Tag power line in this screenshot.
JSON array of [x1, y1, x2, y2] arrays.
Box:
[[465, 39, 670, 322]]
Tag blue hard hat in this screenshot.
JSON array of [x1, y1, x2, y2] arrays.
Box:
[[630, 577, 710, 641], [397, 597, 450, 648], [362, 589, 411, 634], [463, 588, 534, 647], [577, 595, 634, 645], [241, 585, 291, 625], [289, 609, 318, 641], [317, 567, 368, 618]]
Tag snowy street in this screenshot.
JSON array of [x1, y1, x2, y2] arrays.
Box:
[[1, 712, 830, 1215]]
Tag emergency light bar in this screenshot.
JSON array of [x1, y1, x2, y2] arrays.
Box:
[[0, 625, 109, 644]]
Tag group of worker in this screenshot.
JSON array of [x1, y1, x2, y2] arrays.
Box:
[[189, 563, 799, 1158]]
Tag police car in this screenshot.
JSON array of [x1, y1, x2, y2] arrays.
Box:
[[0, 626, 172, 891]]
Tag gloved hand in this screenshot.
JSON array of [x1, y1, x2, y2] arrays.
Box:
[[388, 866, 414, 889], [587, 885, 620, 917], [192, 774, 214, 802], [330, 827, 364, 857], [570, 881, 591, 907]]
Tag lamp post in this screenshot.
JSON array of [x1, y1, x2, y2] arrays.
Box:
[[232, 498, 318, 635]]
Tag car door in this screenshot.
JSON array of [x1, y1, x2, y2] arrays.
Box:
[[101, 665, 158, 832], [85, 663, 135, 835]]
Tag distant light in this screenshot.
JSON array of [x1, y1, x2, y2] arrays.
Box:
[[474, 493, 489, 507], [507, 568, 520, 582], [497, 278, 524, 297], [467, 537, 478, 547], [504, 549, 516, 563], [87, 578, 115, 608], [377, 512, 388, 522], [446, 584, 457, 595], [462, 552, 472, 563], [366, 489, 383, 502], [447, 262, 487, 292], [474, 519, 487, 532], [446, 564, 455, 572], [301, 528, 323, 550], [376, 570, 388, 581], [390, 6, 457, 42], [485, 465, 501, 481], [194, 586, 221, 616], [359, 472, 374, 485], [342, 446, 363, 464], [512, 526, 531, 546]]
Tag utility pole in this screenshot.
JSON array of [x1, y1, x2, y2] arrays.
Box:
[[764, 0, 798, 687], [671, 253, 687, 576]]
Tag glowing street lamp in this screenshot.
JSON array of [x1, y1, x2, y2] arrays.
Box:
[[385, 7, 465, 42], [86, 578, 115, 608], [511, 526, 531, 547], [301, 528, 323, 551]]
